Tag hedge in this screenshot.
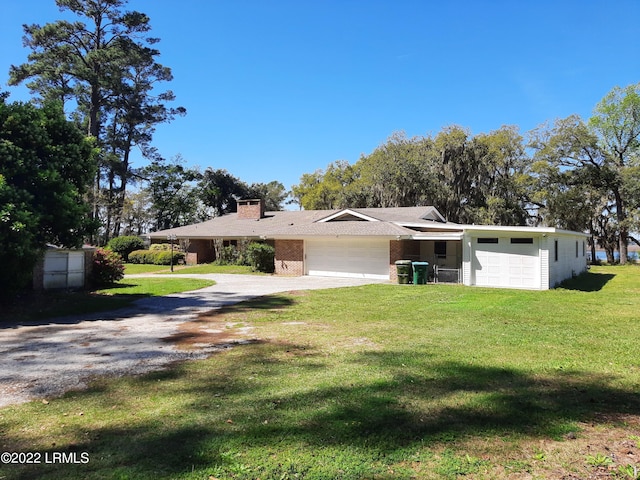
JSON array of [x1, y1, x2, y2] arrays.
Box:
[[129, 249, 185, 265]]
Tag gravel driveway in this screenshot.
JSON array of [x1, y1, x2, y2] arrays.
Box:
[[0, 274, 384, 408]]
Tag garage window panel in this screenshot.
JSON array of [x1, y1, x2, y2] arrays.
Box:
[[510, 238, 534, 244]]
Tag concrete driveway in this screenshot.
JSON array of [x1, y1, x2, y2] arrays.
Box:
[[0, 274, 385, 408]]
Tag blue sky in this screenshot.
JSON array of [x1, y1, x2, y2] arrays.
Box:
[[2, 1, 639, 193]]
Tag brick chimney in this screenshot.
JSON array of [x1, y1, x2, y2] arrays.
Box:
[[237, 198, 265, 219]]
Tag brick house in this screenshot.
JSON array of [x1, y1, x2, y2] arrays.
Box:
[[148, 199, 589, 290]]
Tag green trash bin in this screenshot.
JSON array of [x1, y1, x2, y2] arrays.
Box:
[[395, 260, 413, 284], [412, 261, 429, 285]]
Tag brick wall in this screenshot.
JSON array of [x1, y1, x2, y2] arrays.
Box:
[[389, 240, 402, 282], [275, 239, 304, 275], [237, 199, 265, 219], [389, 240, 420, 282], [187, 239, 215, 264]]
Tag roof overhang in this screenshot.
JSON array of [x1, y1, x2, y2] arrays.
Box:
[[461, 225, 589, 237], [411, 232, 464, 241]]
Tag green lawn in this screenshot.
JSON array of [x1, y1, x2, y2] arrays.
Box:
[[124, 263, 261, 275], [1, 266, 639, 479], [123, 263, 174, 274]]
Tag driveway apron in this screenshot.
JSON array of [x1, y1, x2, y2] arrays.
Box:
[[0, 274, 384, 408]]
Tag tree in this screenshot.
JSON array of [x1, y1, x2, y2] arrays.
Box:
[[0, 98, 96, 299], [247, 181, 289, 211], [291, 160, 358, 210], [355, 132, 434, 209], [198, 168, 250, 216], [528, 82, 640, 265], [9, 0, 184, 243], [292, 127, 531, 224], [588, 83, 640, 264], [467, 126, 530, 225], [141, 155, 202, 231], [528, 115, 612, 260], [119, 189, 152, 235]]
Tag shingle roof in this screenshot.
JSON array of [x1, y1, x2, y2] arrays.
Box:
[[147, 206, 445, 239]]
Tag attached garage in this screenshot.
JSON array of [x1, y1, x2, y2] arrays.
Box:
[[305, 238, 390, 279], [472, 237, 540, 289]]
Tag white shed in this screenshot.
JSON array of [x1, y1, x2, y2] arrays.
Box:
[[33, 247, 95, 290]]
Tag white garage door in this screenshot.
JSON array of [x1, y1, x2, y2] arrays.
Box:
[[305, 238, 390, 279], [472, 238, 539, 288]]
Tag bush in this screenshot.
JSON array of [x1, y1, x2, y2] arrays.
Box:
[[129, 249, 154, 264], [246, 242, 275, 273], [107, 236, 145, 262], [216, 245, 239, 265], [128, 249, 184, 265], [153, 250, 185, 265], [150, 243, 171, 251], [91, 248, 125, 286]]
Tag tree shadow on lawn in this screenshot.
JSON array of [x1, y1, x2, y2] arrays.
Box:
[[558, 270, 616, 292], [3, 344, 639, 479]]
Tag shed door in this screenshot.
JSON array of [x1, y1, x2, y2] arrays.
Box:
[[472, 238, 539, 288], [305, 238, 390, 279], [43, 251, 85, 289]]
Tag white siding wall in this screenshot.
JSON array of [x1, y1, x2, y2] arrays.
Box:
[[547, 235, 588, 287], [462, 234, 472, 286], [539, 236, 550, 290]]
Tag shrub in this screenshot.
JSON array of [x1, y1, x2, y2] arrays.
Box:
[[129, 249, 154, 264], [153, 250, 185, 265], [246, 242, 275, 273], [150, 243, 171, 251], [216, 245, 239, 265], [128, 249, 184, 265], [91, 248, 125, 286], [107, 236, 145, 262]]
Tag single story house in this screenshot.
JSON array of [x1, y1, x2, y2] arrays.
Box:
[[148, 199, 589, 290]]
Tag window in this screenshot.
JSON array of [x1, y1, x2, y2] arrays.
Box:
[[434, 241, 447, 258], [477, 238, 499, 244], [554, 240, 558, 262], [583, 241, 586, 257], [576, 241, 579, 258], [510, 238, 534, 244]]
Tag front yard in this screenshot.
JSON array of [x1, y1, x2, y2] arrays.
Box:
[[1, 265, 639, 479]]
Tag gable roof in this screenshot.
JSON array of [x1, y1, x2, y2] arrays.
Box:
[[148, 206, 448, 240], [147, 205, 588, 240]]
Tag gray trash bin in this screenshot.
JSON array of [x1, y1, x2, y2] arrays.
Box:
[[395, 260, 413, 284]]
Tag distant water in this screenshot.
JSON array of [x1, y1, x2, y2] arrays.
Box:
[[595, 250, 638, 261]]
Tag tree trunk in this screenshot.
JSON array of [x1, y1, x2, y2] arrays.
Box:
[[614, 188, 628, 264], [606, 247, 615, 264]]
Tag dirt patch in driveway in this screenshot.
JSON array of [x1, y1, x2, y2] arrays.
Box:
[[160, 292, 304, 350], [161, 318, 252, 350]]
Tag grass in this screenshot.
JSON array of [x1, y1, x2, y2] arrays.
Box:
[[123, 263, 173, 274], [1, 265, 639, 479], [3, 277, 215, 322]]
